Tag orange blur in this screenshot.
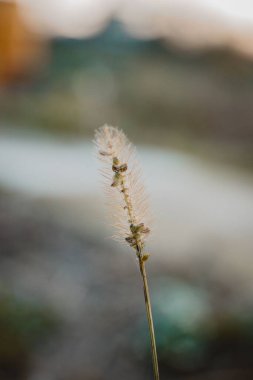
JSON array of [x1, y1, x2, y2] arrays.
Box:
[[0, 1, 46, 86]]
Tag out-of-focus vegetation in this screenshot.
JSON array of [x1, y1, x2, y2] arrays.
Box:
[[136, 278, 253, 376], [0, 293, 58, 380], [1, 23, 253, 168]]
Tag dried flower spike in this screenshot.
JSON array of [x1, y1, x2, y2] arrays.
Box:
[[94, 125, 160, 380], [94, 125, 151, 256]]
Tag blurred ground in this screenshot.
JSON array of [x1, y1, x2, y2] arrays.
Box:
[[1, 131, 253, 379], [1, 192, 253, 380]]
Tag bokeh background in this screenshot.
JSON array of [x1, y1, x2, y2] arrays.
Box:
[[1, 1, 253, 379]]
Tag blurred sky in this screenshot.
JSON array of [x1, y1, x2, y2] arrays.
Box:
[[18, 0, 253, 56]]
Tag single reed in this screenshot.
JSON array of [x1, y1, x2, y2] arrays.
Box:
[[94, 125, 160, 380]]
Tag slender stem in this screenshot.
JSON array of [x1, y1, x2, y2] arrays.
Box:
[[113, 155, 159, 377], [138, 254, 160, 380]]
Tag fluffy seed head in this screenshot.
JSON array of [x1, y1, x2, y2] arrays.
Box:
[[94, 125, 151, 252]]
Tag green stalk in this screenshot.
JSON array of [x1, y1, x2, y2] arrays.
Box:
[[138, 252, 160, 380]]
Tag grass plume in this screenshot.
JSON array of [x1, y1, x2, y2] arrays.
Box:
[[94, 125, 160, 380]]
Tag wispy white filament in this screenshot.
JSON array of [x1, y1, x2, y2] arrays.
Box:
[[94, 125, 150, 246]]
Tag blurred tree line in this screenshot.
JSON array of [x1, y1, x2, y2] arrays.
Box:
[[1, 21, 253, 167]]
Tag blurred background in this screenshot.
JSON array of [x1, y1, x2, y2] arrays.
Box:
[[1, 0, 253, 379]]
